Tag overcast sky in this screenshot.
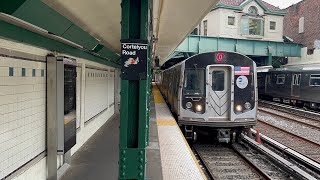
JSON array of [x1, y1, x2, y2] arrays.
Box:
[[262, 0, 303, 9]]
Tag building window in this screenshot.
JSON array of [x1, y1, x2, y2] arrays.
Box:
[[191, 27, 198, 35], [299, 17, 304, 33], [270, 21, 276, 30], [248, 6, 258, 15], [41, 69, 44, 77], [307, 48, 314, 55], [203, 20, 208, 36], [228, 16, 235, 25], [9, 67, 14, 76], [32, 69, 36, 77], [22, 68, 26, 77], [276, 74, 285, 84], [309, 74, 320, 86], [241, 16, 264, 36]]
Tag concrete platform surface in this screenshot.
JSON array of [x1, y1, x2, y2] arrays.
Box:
[[152, 84, 206, 180], [60, 115, 119, 180], [60, 85, 204, 180], [60, 94, 163, 180]]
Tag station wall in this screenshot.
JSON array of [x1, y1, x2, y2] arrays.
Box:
[[0, 38, 119, 179]]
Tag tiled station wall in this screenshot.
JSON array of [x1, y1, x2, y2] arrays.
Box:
[[85, 68, 109, 122], [0, 57, 46, 179], [0, 39, 118, 180]]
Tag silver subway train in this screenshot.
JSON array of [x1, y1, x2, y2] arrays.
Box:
[[156, 51, 257, 142]]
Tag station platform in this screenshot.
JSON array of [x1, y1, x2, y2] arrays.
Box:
[[60, 84, 205, 180]]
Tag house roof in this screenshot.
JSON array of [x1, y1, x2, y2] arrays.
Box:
[[217, 0, 284, 13], [218, 0, 245, 6], [261, 1, 281, 11]]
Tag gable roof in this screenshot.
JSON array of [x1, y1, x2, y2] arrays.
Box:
[[219, 0, 244, 6], [216, 0, 285, 15], [261, 1, 281, 11]]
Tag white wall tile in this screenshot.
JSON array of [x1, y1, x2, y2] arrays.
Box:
[[84, 68, 109, 122], [1, 49, 117, 179], [0, 57, 46, 179]]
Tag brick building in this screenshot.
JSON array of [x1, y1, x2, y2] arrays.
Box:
[[284, 0, 320, 53]]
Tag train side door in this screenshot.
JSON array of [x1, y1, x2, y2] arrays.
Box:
[[291, 74, 301, 97], [207, 66, 231, 120]]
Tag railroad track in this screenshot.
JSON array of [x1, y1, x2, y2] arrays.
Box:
[[258, 107, 320, 130], [193, 144, 271, 180], [259, 100, 320, 121], [240, 135, 318, 180], [256, 120, 320, 163], [250, 129, 320, 178], [193, 139, 319, 180]]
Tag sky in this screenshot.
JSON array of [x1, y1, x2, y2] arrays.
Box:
[[262, 0, 303, 9]]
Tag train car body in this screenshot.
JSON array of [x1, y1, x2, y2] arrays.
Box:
[[156, 52, 257, 142], [258, 66, 320, 109]]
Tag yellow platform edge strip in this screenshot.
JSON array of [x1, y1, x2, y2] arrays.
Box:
[[156, 119, 176, 126], [152, 84, 165, 104], [152, 84, 207, 180]]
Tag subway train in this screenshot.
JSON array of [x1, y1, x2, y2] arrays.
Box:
[[258, 66, 320, 110], [156, 51, 257, 142]]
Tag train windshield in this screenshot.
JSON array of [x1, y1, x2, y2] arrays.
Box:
[[184, 69, 205, 96]]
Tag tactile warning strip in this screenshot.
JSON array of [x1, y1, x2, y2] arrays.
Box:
[[152, 84, 206, 180]]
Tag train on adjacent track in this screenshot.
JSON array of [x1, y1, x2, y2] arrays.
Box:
[[258, 66, 320, 110], [156, 51, 258, 143]]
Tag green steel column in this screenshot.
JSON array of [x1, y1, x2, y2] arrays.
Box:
[[146, 44, 152, 146], [268, 52, 273, 66], [119, 0, 150, 179]]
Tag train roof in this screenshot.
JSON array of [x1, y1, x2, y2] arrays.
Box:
[[265, 65, 320, 73], [162, 51, 253, 71], [257, 66, 273, 72]]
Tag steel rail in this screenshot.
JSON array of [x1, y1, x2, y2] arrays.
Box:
[[193, 144, 271, 180], [242, 134, 317, 180], [230, 144, 272, 180], [251, 129, 320, 174], [192, 146, 215, 180], [258, 108, 320, 130], [259, 100, 320, 121], [258, 119, 320, 147]]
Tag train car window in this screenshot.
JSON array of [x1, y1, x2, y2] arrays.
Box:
[[276, 74, 285, 84], [292, 74, 297, 85], [184, 69, 205, 95], [266, 75, 271, 84], [309, 74, 320, 86], [297, 74, 301, 85], [212, 71, 225, 91]]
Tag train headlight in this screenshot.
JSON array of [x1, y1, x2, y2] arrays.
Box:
[[186, 102, 192, 109], [244, 102, 251, 110], [195, 105, 203, 112], [235, 105, 243, 112]]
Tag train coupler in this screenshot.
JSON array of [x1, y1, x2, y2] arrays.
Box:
[[217, 129, 231, 143]]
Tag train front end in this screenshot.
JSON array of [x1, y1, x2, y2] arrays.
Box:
[[179, 52, 257, 142]]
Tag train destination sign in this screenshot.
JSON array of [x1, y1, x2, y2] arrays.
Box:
[[121, 40, 148, 80]]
